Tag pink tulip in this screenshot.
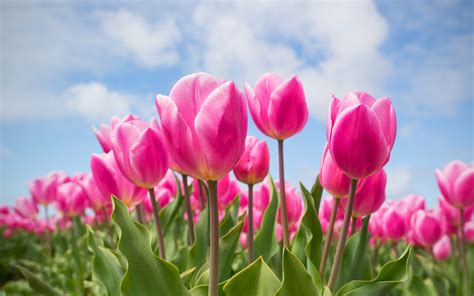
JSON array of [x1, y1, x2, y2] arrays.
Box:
[[91, 151, 147, 208], [29, 172, 70, 206], [382, 206, 405, 241], [433, 235, 452, 260], [327, 92, 397, 179], [439, 195, 474, 227], [320, 197, 344, 222], [410, 209, 442, 247], [245, 73, 308, 140], [369, 207, 386, 241], [274, 180, 304, 240], [111, 118, 169, 189], [341, 169, 386, 218], [56, 181, 88, 217], [93, 114, 140, 153], [233, 136, 270, 185], [14, 197, 38, 219], [464, 220, 474, 242], [156, 72, 247, 181], [76, 174, 109, 211], [144, 170, 177, 214], [436, 160, 474, 208], [319, 144, 351, 198]]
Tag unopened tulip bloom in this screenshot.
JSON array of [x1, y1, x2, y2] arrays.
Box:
[[410, 209, 442, 247], [56, 182, 88, 217], [382, 207, 405, 241], [439, 195, 473, 227], [77, 174, 109, 212], [93, 114, 140, 153], [233, 136, 269, 185], [157, 72, 247, 296], [29, 172, 69, 206], [464, 220, 474, 242], [320, 144, 351, 198], [436, 161, 474, 209], [245, 73, 308, 248], [433, 235, 452, 260], [91, 151, 147, 208], [14, 197, 38, 219], [327, 92, 397, 180]]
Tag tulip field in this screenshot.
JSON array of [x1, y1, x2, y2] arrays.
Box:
[[1, 73, 473, 296]]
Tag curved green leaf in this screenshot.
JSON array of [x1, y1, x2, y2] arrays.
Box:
[[223, 257, 281, 296], [112, 197, 189, 296], [188, 207, 209, 271], [87, 227, 125, 296], [254, 177, 279, 262], [220, 195, 241, 235], [310, 175, 323, 212], [336, 245, 412, 296], [277, 249, 319, 296], [219, 217, 245, 281], [16, 265, 61, 296]]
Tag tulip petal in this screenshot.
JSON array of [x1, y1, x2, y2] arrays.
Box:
[[453, 168, 474, 208], [330, 104, 389, 179], [268, 75, 308, 139], [326, 96, 341, 142], [194, 81, 247, 180], [112, 122, 144, 185], [371, 97, 397, 150]]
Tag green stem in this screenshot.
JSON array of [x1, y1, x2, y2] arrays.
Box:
[[247, 184, 254, 263], [198, 179, 206, 209], [371, 239, 380, 269], [460, 208, 470, 296], [351, 216, 357, 236], [208, 180, 219, 296], [319, 197, 340, 279], [148, 188, 166, 259], [277, 139, 290, 248], [182, 175, 195, 244], [327, 178, 358, 291], [71, 216, 84, 296]]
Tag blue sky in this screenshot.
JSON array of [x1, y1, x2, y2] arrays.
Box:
[[1, 0, 472, 208]]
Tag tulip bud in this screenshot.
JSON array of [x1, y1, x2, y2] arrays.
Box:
[[433, 235, 452, 260], [56, 181, 88, 217], [245, 73, 308, 140], [464, 220, 474, 242], [93, 114, 140, 153], [327, 93, 397, 179], [436, 160, 474, 208], [319, 144, 351, 198], [410, 209, 442, 247], [233, 136, 270, 185], [14, 197, 38, 219], [382, 206, 405, 241]]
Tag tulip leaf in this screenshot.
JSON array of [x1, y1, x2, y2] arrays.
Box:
[[16, 265, 62, 296], [111, 196, 189, 296], [335, 245, 412, 296], [181, 267, 197, 288], [254, 177, 279, 262], [220, 195, 241, 235], [223, 257, 281, 296], [310, 175, 323, 212], [291, 183, 323, 291], [219, 217, 245, 281], [160, 184, 185, 235], [277, 248, 320, 296], [87, 227, 125, 296], [188, 207, 210, 271]]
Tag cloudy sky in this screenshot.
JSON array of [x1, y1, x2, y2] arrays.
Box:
[[1, 0, 472, 208]]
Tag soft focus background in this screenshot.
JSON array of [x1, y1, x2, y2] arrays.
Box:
[[1, 0, 472, 208]]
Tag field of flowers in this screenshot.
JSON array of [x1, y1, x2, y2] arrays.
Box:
[[1, 73, 473, 296]]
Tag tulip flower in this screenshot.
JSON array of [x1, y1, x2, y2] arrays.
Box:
[[245, 72, 308, 249], [433, 235, 452, 260], [325, 92, 396, 290], [382, 206, 405, 241], [156, 72, 247, 296], [320, 144, 351, 198], [76, 174, 110, 214], [464, 220, 474, 242], [410, 209, 442, 247], [439, 195, 474, 227], [143, 170, 177, 218], [348, 169, 386, 218], [56, 181, 88, 218], [90, 151, 147, 209], [93, 114, 140, 153], [14, 197, 38, 219], [233, 136, 269, 262]]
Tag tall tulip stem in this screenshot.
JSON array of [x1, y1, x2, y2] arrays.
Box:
[[328, 178, 358, 290], [277, 139, 290, 248], [351, 217, 357, 235], [148, 188, 166, 259], [248, 183, 255, 263], [320, 197, 340, 279], [208, 180, 219, 296], [198, 180, 206, 209], [459, 208, 470, 296], [182, 175, 195, 244], [71, 216, 84, 296]]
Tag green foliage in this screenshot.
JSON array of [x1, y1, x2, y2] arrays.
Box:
[[277, 249, 320, 296]]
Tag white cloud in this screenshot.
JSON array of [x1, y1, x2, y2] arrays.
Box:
[[100, 10, 181, 67], [65, 82, 134, 120], [385, 166, 413, 198]]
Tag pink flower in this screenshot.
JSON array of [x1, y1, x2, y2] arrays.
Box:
[[14, 197, 38, 219], [111, 118, 168, 189], [91, 151, 147, 208], [29, 172, 70, 206], [438, 195, 473, 227], [144, 170, 177, 214], [233, 136, 270, 185], [93, 114, 140, 153], [341, 169, 386, 218], [382, 206, 405, 241], [464, 220, 474, 242], [410, 209, 442, 247], [156, 72, 247, 181], [245, 73, 308, 140], [319, 144, 351, 198], [436, 160, 474, 208], [76, 174, 109, 211], [327, 92, 397, 179], [56, 181, 88, 217], [320, 197, 344, 222], [433, 235, 451, 260]]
